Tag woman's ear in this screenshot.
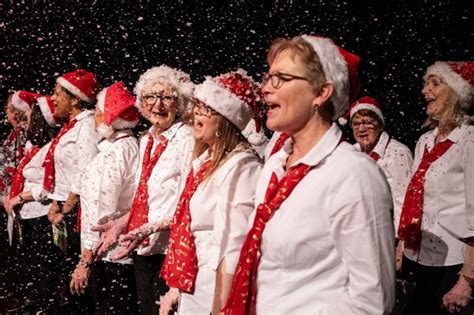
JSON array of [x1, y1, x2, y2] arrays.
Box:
[[313, 83, 334, 107]]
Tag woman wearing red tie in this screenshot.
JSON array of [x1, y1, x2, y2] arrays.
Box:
[[398, 61, 474, 314], [159, 70, 263, 315], [45, 69, 101, 313], [223, 35, 396, 314]]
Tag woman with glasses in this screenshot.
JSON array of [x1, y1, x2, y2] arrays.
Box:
[[397, 61, 474, 314], [347, 96, 413, 245], [92, 65, 195, 314], [159, 70, 263, 315], [222, 36, 395, 314]]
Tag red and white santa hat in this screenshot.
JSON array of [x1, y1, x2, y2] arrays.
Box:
[[11, 90, 41, 112], [194, 69, 266, 145], [347, 96, 384, 125], [301, 35, 361, 120], [57, 69, 100, 103], [37, 96, 60, 127], [424, 61, 474, 110], [96, 81, 140, 129], [134, 65, 194, 113]]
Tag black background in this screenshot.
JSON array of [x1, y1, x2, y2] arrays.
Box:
[[1, 0, 472, 149]]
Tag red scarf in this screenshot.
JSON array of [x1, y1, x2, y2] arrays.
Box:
[[269, 133, 289, 157], [9, 146, 40, 198], [222, 163, 312, 314], [42, 119, 78, 191], [160, 159, 212, 293], [397, 139, 454, 249], [126, 134, 169, 233]]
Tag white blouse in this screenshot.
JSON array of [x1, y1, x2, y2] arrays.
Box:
[[18, 143, 51, 219], [178, 146, 262, 314], [80, 130, 139, 263], [404, 123, 474, 267], [355, 131, 413, 232], [48, 110, 100, 201], [137, 122, 194, 256], [255, 123, 395, 314]]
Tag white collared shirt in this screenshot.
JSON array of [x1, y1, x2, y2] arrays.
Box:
[[404, 123, 474, 266], [179, 146, 262, 313], [255, 123, 395, 315], [137, 122, 194, 256], [18, 143, 51, 219], [48, 110, 100, 201], [80, 130, 139, 263], [355, 131, 413, 232]]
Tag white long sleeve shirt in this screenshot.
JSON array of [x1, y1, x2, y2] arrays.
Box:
[[255, 123, 396, 315], [404, 123, 474, 267], [137, 122, 194, 256], [179, 146, 262, 314], [18, 143, 51, 219], [80, 130, 139, 263], [48, 110, 100, 201], [355, 131, 413, 232]]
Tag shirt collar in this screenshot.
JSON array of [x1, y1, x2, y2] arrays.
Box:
[[98, 129, 133, 151], [74, 109, 95, 121], [272, 123, 343, 168], [149, 121, 184, 142], [371, 131, 390, 159], [427, 124, 466, 150]]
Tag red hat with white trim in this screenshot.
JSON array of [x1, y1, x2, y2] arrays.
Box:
[[348, 96, 384, 125], [301, 35, 361, 120], [11, 90, 41, 112], [424, 61, 474, 110], [194, 69, 266, 145], [96, 82, 140, 129], [57, 69, 100, 103], [37, 96, 60, 127]]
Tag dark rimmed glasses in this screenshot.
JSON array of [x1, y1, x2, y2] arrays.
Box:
[[192, 98, 219, 118], [142, 93, 177, 107], [262, 72, 310, 89]]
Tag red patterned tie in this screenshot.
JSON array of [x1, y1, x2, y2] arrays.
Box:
[[369, 151, 380, 161], [397, 139, 454, 249], [160, 160, 212, 293], [222, 163, 312, 314], [9, 146, 40, 198], [269, 133, 289, 157], [126, 134, 169, 233], [42, 119, 78, 192]]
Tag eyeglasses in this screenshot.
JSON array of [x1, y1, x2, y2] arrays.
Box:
[[351, 119, 378, 130], [262, 72, 310, 89], [192, 99, 219, 118], [142, 93, 177, 107]]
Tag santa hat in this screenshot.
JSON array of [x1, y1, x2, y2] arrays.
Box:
[[424, 61, 474, 110], [301, 35, 361, 120], [57, 69, 100, 103], [344, 96, 384, 126], [37, 96, 60, 127], [11, 90, 41, 112], [134, 65, 194, 113], [194, 69, 266, 145], [96, 82, 140, 130]]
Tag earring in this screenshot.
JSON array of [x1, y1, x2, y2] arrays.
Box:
[[313, 106, 319, 114], [215, 130, 222, 138]]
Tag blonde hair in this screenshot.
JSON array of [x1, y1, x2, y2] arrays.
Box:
[[192, 115, 250, 180], [422, 86, 464, 130], [267, 36, 334, 122]]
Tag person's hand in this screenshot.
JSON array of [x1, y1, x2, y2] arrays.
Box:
[[92, 220, 125, 257], [396, 241, 404, 272], [70, 263, 91, 295], [47, 201, 64, 226], [442, 276, 472, 313], [112, 232, 145, 260], [63, 193, 79, 214], [159, 287, 180, 315]]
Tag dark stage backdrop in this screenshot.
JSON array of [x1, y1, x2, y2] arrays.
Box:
[[1, 0, 472, 148]]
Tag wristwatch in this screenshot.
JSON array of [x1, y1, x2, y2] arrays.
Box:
[[78, 260, 92, 268]]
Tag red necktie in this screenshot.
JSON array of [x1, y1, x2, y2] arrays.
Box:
[[369, 151, 380, 161], [42, 119, 78, 192], [126, 134, 169, 233], [222, 163, 312, 314], [9, 146, 40, 199], [397, 139, 454, 249], [269, 133, 289, 157], [160, 159, 212, 293]]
